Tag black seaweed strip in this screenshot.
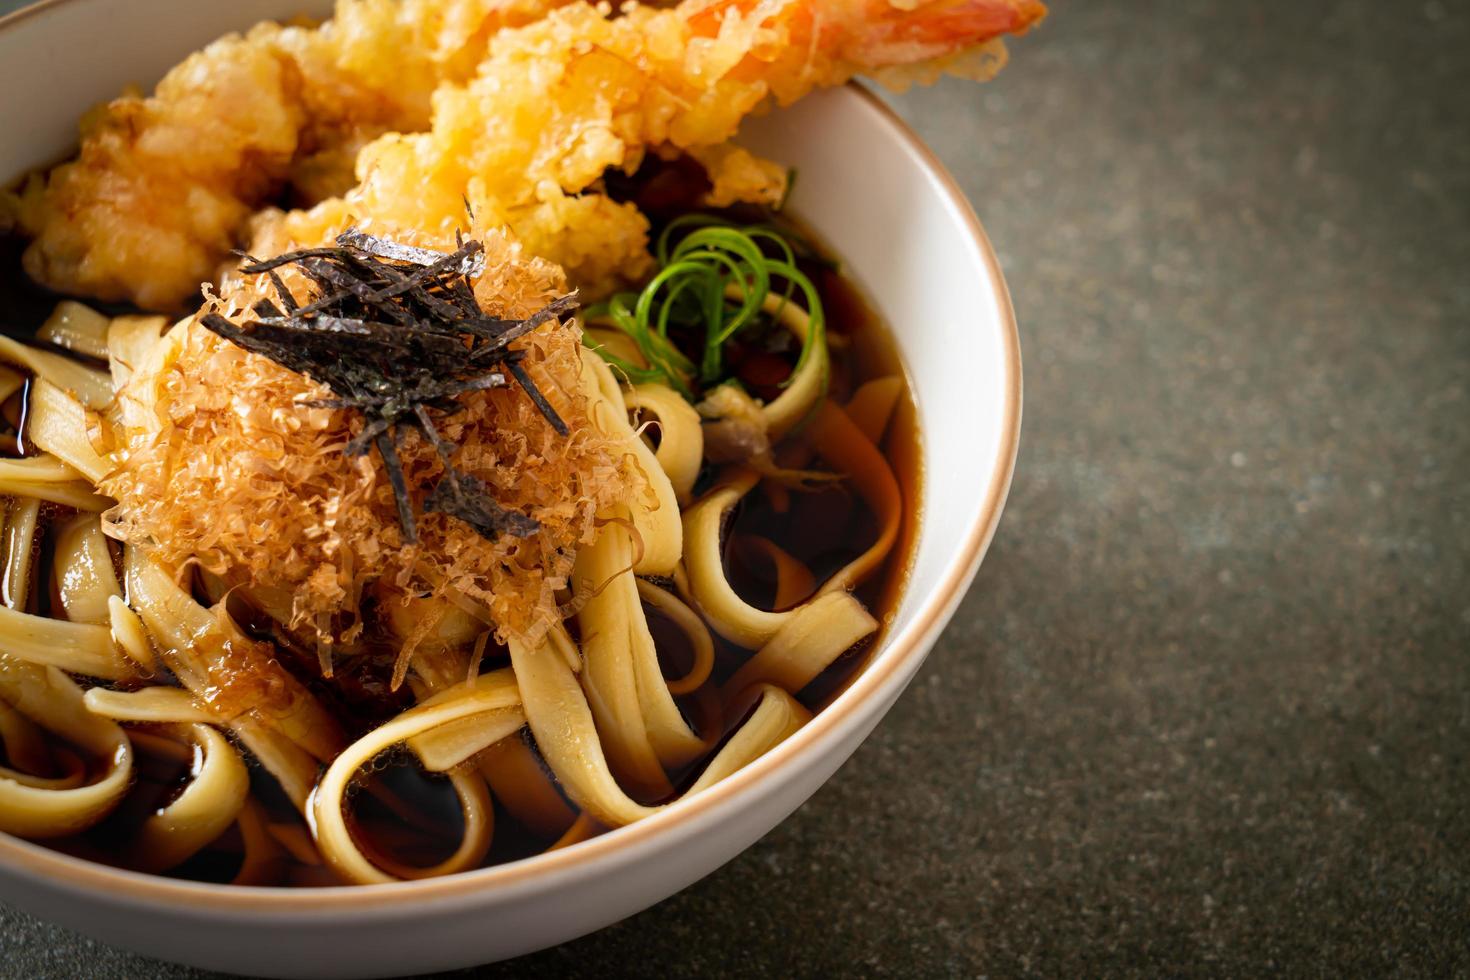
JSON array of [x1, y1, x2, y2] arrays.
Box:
[[469, 292, 580, 362], [238, 247, 361, 274], [374, 428, 417, 544], [209, 234, 578, 544], [337, 228, 483, 275], [345, 416, 392, 457], [294, 258, 418, 326], [507, 360, 569, 436], [355, 241, 483, 307]]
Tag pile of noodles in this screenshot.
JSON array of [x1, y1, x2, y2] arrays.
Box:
[[0, 208, 908, 886], [99, 224, 649, 666]]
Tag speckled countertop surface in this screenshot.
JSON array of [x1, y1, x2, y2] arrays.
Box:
[[2, 0, 1468, 976]]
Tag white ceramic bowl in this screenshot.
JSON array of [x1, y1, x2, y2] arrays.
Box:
[[0, 1, 1021, 975]]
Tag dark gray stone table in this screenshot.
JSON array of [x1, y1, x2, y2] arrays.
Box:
[[2, 0, 1467, 976]]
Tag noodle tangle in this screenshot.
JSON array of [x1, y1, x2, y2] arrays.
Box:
[[0, 259, 910, 885]]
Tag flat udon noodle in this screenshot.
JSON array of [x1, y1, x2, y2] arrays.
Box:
[[124, 549, 342, 810], [52, 514, 121, 626], [509, 631, 810, 828], [27, 378, 115, 485], [0, 301, 667, 881], [125, 723, 250, 874], [681, 401, 900, 652], [232, 798, 290, 886], [0, 659, 133, 839], [0, 455, 109, 513], [0, 350, 142, 842], [0, 501, 135, 680], [477, 735, 577, 838], [623, 384, 702, 505]]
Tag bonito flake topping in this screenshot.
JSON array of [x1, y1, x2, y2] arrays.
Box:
[[100, 224, 649, 673]]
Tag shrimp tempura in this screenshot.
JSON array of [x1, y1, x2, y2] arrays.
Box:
[[11, 0, 1044, 310], [260, 0, 1047, 298]]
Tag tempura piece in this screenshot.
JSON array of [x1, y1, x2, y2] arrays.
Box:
[[13, 0, 1045, 309], [9, 0, 571, 309], [256, 0, 1047, 297]]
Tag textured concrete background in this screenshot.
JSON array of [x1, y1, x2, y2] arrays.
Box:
[[2, 0, 1468, 976]]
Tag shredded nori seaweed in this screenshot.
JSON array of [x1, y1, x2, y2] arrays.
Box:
[[200, 228, 577, 545]]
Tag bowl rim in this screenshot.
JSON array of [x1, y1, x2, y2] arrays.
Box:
[[0, 0, 1022, 915]]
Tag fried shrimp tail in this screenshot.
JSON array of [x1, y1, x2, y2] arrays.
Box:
[[691, 0, 1047, 76]]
